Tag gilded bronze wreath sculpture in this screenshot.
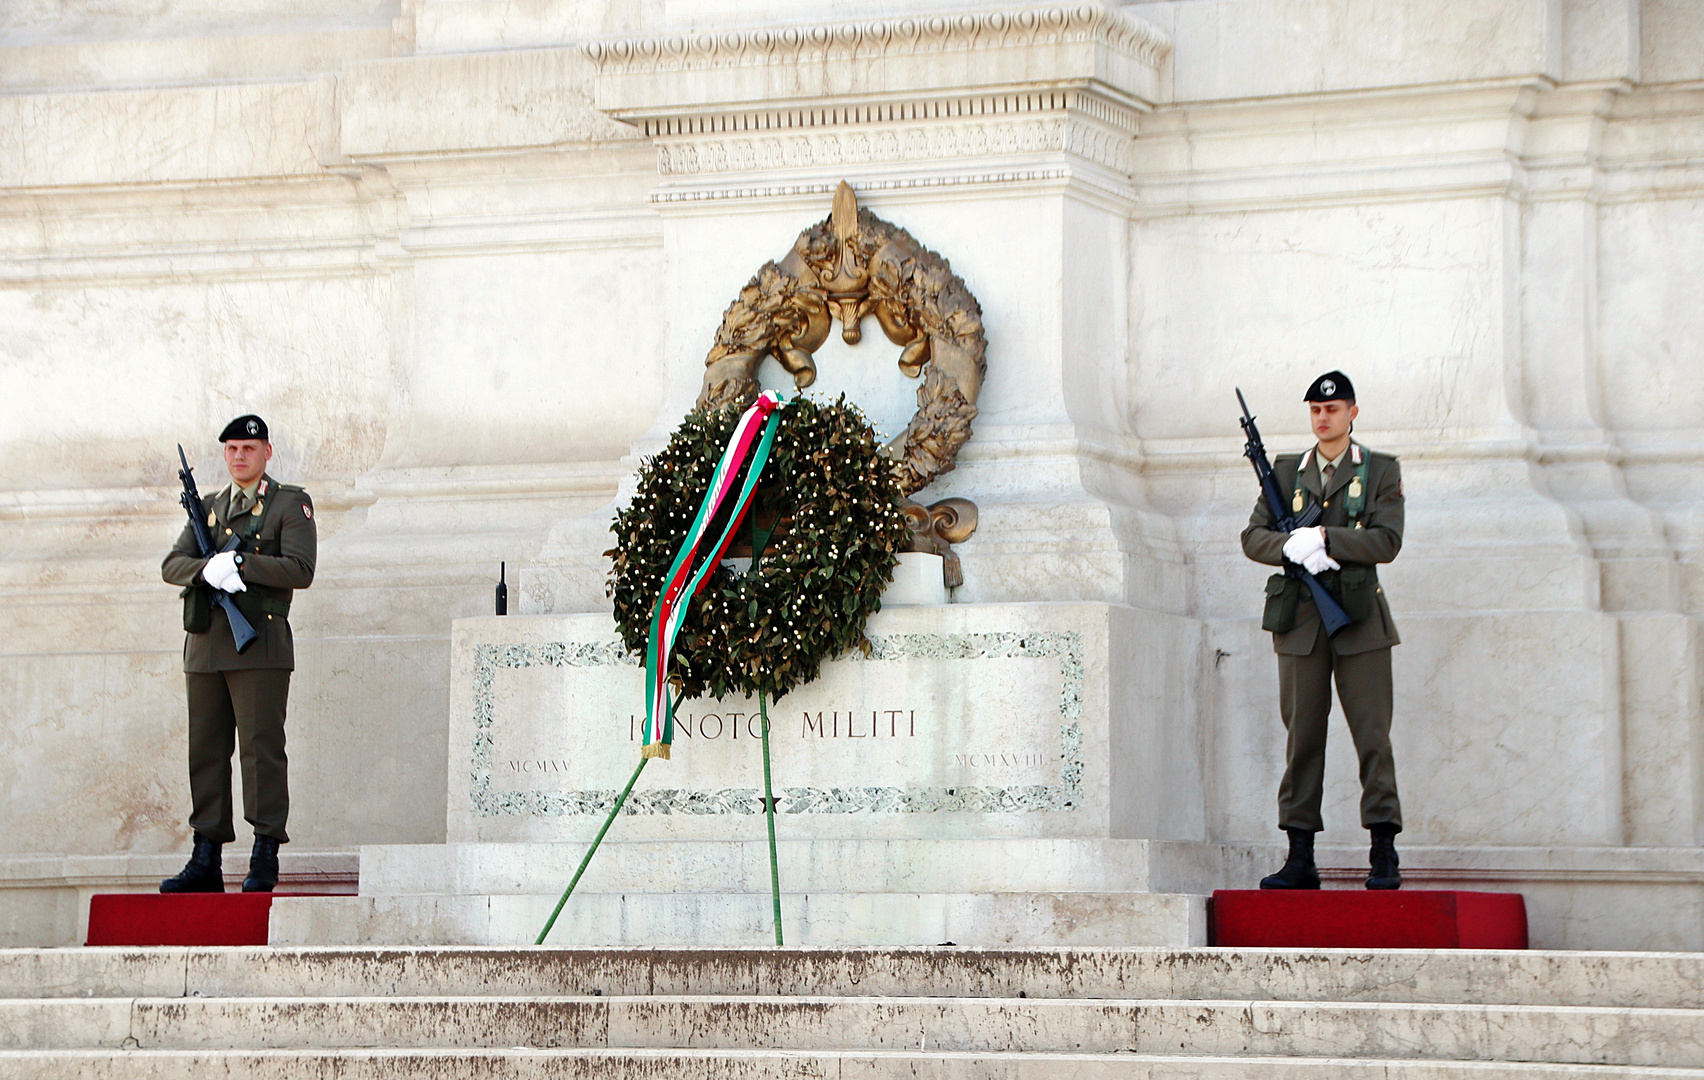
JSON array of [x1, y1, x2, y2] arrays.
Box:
[[697, 182, 983, 585]]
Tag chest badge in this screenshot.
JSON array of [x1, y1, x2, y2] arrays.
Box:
[[251, 501, 264, 517], [1292, 490, 1304, 513], [1349, 476, 1363, 499], [207, 510, 217, 527]]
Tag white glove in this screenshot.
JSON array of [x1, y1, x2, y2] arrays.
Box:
[[1281, 526, 1326, 565], [1301, 548, 1341, 576], [202, 551, 247, 594]]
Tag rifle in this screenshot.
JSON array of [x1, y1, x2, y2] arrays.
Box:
[[1236, 389, 1352, 638], [177, 444, 258, 653]]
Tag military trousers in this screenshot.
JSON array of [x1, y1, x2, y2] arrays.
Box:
[[1276, 638, 1402, 833], [185, 669, 291, 844]]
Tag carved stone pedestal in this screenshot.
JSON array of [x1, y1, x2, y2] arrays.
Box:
[[274, 601, 1214, 946]]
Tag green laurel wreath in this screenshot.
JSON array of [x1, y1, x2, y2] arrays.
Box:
[[607, 396, 911, 703]]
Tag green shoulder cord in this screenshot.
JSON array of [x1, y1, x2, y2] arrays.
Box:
[[1344, 449, 1370, 527]]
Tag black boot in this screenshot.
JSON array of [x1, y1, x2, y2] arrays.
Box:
[[160, 833, 225, 893], [242, 836, 281, 893], [1259, 828, 1321, 890], [1366, 823, 1401, 890]]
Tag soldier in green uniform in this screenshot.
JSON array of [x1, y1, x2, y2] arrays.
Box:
[[1241, 372, 1404, 890], [159, 415, 316, 893]]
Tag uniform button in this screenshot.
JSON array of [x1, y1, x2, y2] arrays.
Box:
[[225, 528, 233, 536]]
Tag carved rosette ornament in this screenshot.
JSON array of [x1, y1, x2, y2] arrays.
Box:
[[697, 182, 985, 585]]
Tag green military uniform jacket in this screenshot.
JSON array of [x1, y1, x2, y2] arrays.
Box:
[[162, 474, 316, 672], [1240, 442, 1403, 657]]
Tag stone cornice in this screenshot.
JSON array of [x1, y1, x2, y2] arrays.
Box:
[[582, 5, 1170, 75], [583, 3, 1171, 126]]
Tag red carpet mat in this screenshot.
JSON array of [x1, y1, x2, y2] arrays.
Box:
[[1211, 889, 1528, 949], [86, 894, 280, 946]]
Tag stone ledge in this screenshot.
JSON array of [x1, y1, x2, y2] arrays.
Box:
[[269, 889, 1208, 948], [586, 4, 1171, 126], [0, 1050, 1680, 1080], [0, 852, 359, 894], [7, 945, 1703, 1006]]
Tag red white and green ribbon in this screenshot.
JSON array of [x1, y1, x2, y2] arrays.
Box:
[[641, 390, 785, 759]]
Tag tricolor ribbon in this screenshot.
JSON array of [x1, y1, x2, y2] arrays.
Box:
[[641, 391, 785, 759]]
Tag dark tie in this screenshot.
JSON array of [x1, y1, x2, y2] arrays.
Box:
[[1322, 463, 1335, 490], [231, 491, 250, 516]]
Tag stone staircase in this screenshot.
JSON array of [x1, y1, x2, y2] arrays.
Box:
[[1, 946, 1700, 1077]]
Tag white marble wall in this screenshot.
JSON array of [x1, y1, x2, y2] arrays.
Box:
[[1, 0, 1702, 943]]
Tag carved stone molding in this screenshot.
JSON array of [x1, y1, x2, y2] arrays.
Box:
[[582, 5, 1169, 83], [578, 5, 1167, 203], [647, 169, 1073, 205], [631, 87, 1142, 139], [583, 3, 1170, 185], [655, 114, 1137, 178]]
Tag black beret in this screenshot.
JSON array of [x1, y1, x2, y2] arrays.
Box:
[[218, 414, 269, 442], [1304, 371, 1355, 402]]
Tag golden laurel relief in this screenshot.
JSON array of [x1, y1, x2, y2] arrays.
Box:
[[697, 181, 987, 585]]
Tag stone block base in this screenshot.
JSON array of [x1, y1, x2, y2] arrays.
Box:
[[258, 838, 1704, 951], [269, 836, 1211, 947], [270, 889, 1209, 948]]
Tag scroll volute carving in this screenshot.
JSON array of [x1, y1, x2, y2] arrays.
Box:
[[900, 496, 978, 590], [697, 181, 988, 587]]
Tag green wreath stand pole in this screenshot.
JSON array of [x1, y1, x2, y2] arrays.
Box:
[[533, 693, 672, 948], [534, 756, 645, 946], [749, 514, 784, 946], [760, 692, 782, 945]]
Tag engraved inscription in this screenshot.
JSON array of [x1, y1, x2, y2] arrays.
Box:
[[468, 631, 1085, 817]]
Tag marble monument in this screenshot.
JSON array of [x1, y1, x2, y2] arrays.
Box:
[[1, 0, 1701, 950]]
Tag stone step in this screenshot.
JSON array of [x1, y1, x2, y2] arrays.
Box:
[[1, 1049, 1698, 1080], [356, 838, 1218, 896], [267, 890, 1210, 948], [3, 994, 1700, 1066], [7, 947, 1702, 1010]]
